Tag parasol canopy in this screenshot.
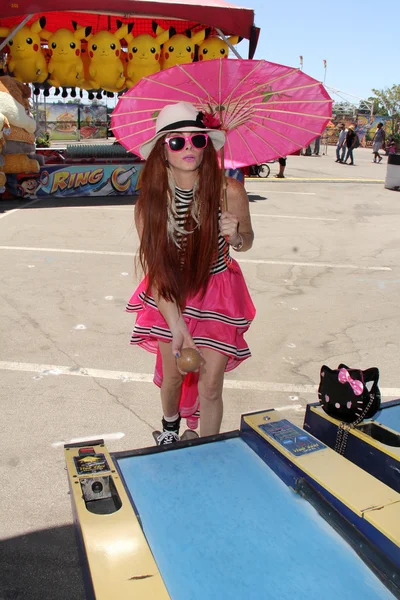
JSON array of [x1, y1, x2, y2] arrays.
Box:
[[111, 58, 333, 169]]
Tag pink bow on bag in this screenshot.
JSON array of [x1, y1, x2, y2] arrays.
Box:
[[338, 368, 364, 396]]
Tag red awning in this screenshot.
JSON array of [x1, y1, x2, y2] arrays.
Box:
[[0, 0, 256, 41]]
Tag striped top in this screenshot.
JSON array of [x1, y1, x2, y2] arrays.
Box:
[[175, 186, 229, 274]]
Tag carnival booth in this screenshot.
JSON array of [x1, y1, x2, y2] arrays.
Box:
[[0, 1, 259, 198]]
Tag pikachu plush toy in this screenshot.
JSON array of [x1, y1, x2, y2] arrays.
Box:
[[197, 35, 242, 61], [0, 17, 48, 84], [125, 21, 172, 87], [40, 23, 92, 96], [155, 25, 208, 70], [86, 21, 132, 93]]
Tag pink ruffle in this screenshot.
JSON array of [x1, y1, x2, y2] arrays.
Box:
[[126, 260, 255, 427]]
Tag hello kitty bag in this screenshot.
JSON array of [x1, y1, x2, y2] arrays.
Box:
[[318, 364, 381, 454]]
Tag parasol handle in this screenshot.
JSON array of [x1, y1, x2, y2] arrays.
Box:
[[220, 144, 228, 213]]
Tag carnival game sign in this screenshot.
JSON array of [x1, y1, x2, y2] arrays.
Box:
[[6, 164, 142, 199], [36, 102, 108, 140]]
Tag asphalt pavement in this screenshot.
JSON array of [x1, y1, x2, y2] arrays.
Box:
[[0, 147, 398, 599]]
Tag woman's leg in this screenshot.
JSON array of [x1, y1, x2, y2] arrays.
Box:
[[158, 341, 184, 418], [198, 348, 229, 437]]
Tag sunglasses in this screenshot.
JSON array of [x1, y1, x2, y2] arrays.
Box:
[[164, 133, 209, 152]]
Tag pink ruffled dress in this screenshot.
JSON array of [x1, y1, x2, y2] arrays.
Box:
[[126, 187, 255, 428]]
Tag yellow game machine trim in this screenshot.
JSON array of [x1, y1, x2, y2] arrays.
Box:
[[64, 441, 170, 600], [308, 404, 400, 459], [242, 409, 400, 549]]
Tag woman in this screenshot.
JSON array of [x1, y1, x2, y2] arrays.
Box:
[[372, 123, 386, 163], [344, 125, 357, 165], [127, 102, 255, 445]]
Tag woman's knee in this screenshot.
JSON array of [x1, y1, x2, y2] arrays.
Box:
[[198, 376, 224, 402], [162, 372, 183, 390]]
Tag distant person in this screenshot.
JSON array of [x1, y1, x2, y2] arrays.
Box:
[[313, 136, 321, 155], [275, 157, 286, 178], [388, 139, 396, 155], [343, 125, 358, 165], [335, 123, 347, 163], [372, 123, 386, 163], [386, 135, 394, 155]]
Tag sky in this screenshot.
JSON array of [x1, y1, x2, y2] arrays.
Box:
[[35, 0, 398, 108], [235, 0, 399, 104]]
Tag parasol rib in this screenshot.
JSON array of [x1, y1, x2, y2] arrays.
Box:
[[223, 83, 329, 130], [224, 109, 257, 131], [238, 127, 282, 160], [234, 128, 264, 164], [116, 125, 155, 143], [111, 116, 161, 131], [243, 119, 316, 148], [174, 64, 219, 102], [223, 60, 265, 106], [226, 83, 328, 120], [119, 81, 212, 104], [252, 108, 332, 119], [249, 115, 327, 137], [224, 65, 301, 107], [252, 99, 333, 106]]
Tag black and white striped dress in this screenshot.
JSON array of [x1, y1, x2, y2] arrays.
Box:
[[126, 186, 255, 373], [173, 186, 229, 274]]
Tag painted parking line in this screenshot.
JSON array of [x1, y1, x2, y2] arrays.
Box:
[[0, 246, 391, 271], [252, 214, 338, 221], [245, 177, 384, 183], [247, 190, 317, 196], [0, 245, 134, 256], [240, 259, 391, 270], [50, 206, 135, 210], [31, 206, 336, 220], [1, 361, 399, 398]]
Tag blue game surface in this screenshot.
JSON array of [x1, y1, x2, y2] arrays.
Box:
[[374, 403, 400, 433], [116, 437, 394, 600]]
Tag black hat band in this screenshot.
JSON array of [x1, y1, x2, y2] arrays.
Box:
[[158, 113, 205, 133]]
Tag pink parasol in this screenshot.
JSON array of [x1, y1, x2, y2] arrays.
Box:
[[111, 58, 333, 169]]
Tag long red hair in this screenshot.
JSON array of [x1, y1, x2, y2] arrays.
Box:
[[135, 136, 222, 309]]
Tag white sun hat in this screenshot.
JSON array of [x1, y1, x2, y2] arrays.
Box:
[[139, 101, 226, 159]]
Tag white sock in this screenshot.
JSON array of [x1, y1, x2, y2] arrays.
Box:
[[163, 413, 180, 423]]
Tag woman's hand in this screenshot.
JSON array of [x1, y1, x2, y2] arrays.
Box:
[[170, 315, 198, 363], [220, 211, 241, 247]]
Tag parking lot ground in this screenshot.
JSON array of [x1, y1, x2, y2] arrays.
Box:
[[1, 149, 399, 599]]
